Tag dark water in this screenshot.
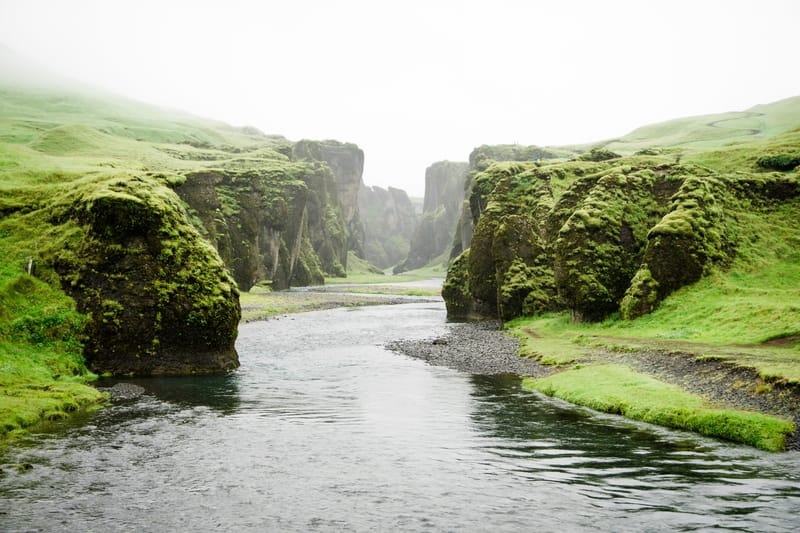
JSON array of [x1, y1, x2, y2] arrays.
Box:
[[2, 302, 799, 532]]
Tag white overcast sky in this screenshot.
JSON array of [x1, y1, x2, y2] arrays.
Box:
[[1, 0, 798, 196]]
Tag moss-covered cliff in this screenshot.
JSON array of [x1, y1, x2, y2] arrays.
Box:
[[450, 144, 568, 259], [443, 134, 800, 323], [1, 172, 241, 375], [359, 185, 417, 269], [395, 161, 467, 273], [0, 74, 367, 383], [175, 160, 350, 290], [293, 139, 367, 262]]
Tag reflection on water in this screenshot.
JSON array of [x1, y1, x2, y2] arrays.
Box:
[[1, 302, 799, 532], [95, 373, 242, 414]]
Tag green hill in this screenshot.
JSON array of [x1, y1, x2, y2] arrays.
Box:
[[0, 61, 362, 437], [442, 97, 800, 449], [563, 95, 800, 156]]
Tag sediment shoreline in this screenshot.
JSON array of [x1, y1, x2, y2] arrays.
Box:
[[386, 320, 800, 450]]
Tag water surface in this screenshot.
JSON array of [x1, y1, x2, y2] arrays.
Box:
[[2, 302, 799, 532]]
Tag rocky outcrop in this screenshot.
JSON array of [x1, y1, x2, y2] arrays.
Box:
[[49, 176, 241, 375], [395, 161, 468, 273], [443, 151, 800, 322], [176, 166, 326, 290], [293, 140, 366, 261], [177, 141, 370, 290], [359, 185, 417, 269], [450, 144, 564, 259]]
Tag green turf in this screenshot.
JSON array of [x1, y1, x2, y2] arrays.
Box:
[[523, 364, 794, 451]]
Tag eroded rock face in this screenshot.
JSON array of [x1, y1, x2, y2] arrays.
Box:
[[359, 185, 417, 269], [293, 139, 366, 261], [443, 155, 800, 323], [175, 140, 368, 289], [395, 161, 468, 273], [53, 176, 240, 375], [451, 144, 563, 259], [177, 167, 324, 290]]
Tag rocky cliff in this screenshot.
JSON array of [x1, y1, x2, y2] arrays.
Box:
[[450, 144, 566, 259], [176, 139, 369, 290], [293, 139, 367, 261], [443, 146, 800, 322], [176, 165, 323, 290], [359, 185, 418, 269], [9, 174, 242, 375], [0, 71, 370, 379], [395, 161, 468, 273]]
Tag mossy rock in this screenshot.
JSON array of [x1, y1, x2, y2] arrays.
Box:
[[632, 174, 729, 312], [552, 170, 667, 321], [493, 215, 554, 321], [177, 166, 329, 290], [442, 250, 472, 318], [52, 175, 240, 375], [619, 268, 660, 319]]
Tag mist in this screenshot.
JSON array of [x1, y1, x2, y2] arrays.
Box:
[[1, 0, 798, 196]]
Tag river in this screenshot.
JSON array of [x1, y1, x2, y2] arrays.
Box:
[[2, 301, 799, 532]]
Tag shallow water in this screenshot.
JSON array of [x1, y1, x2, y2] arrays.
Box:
[[2, 302, 799, 532]]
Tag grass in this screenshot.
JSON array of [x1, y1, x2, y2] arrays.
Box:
[[507, 252, 800, 383], [0, 80, 282, 439], [325, 262, 448, 285], [523, 365, 794, 452], [325, 285, 440, 297], [585, 95, 800, 156], [512, 327, 587, 365], [239, 286, 439, 322], [0, 269, 106, 438]]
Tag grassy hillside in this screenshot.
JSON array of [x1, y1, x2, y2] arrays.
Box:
[[0, 77, 295, 437], [564, 95, 800, 156], [445, 107, 800, 449]]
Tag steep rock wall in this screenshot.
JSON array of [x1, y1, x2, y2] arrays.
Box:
[[450, 144, 564, 259], [359, 185, 417, 269], [443, 154, 800, 323], [293, 139, 366, 261], [395, 161, 468, 273], [48, 175, 240, 375], [177, 166, 325, 290]]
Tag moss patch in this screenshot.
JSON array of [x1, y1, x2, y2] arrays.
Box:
[[523, 364, 794, 451]]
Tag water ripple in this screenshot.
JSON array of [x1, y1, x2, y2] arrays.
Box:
[[2, 302, 799, 532]]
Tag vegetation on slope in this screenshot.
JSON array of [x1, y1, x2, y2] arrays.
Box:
[[0, 263, 105, 438], [523, 365, 793, 452], [442, 101, 800, 449], [445, 127, 800, 325], [0, 73, 361, 436]]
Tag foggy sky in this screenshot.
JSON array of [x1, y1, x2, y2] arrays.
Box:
[[1, 0, 798, 197]]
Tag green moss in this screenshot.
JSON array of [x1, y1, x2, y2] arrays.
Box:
[[619, 268, 660, 319], [756, 152, 800, 171], [523, 364, 794, 451], [445, 134, 799, 327], [578, 147, 621, 162], [0, 269, 105, 438], [442, 250, 472, 318]]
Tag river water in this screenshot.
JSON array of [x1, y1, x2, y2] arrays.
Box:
[[2, 301, 799, 532]]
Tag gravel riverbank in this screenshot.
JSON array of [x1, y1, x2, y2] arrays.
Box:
[[386, 321, 551, 377], [386, 320, 800, 450]]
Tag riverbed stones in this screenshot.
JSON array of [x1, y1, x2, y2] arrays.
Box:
[[387, 321, 550, 377]]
